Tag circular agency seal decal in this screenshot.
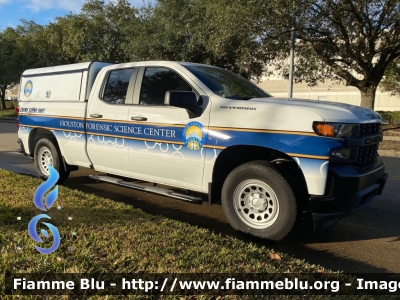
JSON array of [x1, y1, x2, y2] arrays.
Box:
[[24, 80, 33, 97], [183, 121, 206, 150]]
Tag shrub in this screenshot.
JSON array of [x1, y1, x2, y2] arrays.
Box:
[[376, 111, 400, 124], [5, 101, 17, 109]]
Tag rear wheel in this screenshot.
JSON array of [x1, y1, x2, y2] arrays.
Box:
[[34, 138, 70, 183], [221, 161, 297, 241]]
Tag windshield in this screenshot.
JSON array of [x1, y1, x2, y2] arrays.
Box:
[[183, 65, 270, 100]]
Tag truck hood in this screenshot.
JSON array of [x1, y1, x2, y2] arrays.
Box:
[[249, 97, 382, 124]]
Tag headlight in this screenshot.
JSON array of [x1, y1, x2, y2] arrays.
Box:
[[313, 122, 360, 138]]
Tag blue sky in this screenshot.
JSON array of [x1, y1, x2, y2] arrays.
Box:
[[0, 0, 146, 29]]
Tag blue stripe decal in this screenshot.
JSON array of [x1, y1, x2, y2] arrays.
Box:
[[19, 115, 342, 157], [206, 129, 342, 157], [19, 115, 183, 144]]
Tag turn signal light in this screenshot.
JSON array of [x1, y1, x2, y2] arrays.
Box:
[[313, 122, 360, 138], [313, 122, 334, 137]]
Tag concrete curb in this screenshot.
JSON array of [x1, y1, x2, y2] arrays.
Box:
[[383, 136, 400, 141], [379, 150, 400, 157]]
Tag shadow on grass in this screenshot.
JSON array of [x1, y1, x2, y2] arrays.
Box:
[[3, 157, 399, 274], [55, 171, 399, 274]]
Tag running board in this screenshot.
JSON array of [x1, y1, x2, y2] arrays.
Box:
[[88, 175, 203, 204]]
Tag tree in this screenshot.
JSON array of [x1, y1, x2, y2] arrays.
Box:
[[294, 0, 400, 109], [0, 20, 54, 109], [5, 0, 398, 110], [380, 57, 400, 95], [0, 28, 23, 109], [1, 0, 139, 109], [197, 0, 266, 79], [44, 0, 138, 64], [129, 0, 211, 63], [129, 0, 263, 79], [208, 0, 400, 109]]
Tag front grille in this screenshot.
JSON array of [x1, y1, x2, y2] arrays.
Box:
[[357, 144, 379, 165], [360, 123, 381, 135]]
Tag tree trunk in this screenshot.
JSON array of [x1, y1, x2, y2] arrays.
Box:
[[359, 86, 377, 110], [0, 86, 6, 110]]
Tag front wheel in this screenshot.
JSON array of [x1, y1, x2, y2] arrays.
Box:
[[34, 138, 70, 183], [221, 161, 297, 241]]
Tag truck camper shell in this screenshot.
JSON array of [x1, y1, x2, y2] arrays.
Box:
[[19, 61, 112, 102]]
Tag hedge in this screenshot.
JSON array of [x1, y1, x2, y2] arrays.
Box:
[[376, 111, 400, 124]]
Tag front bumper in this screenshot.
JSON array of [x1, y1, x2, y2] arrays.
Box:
[[310, 156, 388, 230]]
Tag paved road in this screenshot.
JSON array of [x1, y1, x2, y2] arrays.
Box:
[[1, 122, 399, 273]]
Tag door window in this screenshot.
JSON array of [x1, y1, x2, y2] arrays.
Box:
[[103, 68, 135, 104], [139, 67, 192, 105]]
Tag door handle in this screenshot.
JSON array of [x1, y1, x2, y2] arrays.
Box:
[[90, 114, 103, 118], [131, 116, 147, 121]]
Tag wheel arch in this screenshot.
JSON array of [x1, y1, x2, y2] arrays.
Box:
[[28, 128, 74, 174], [28, 128, 58, 158], [210, 145, 309, 207]]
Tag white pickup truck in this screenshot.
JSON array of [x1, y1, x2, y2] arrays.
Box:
[[17, 61, 388, 240]]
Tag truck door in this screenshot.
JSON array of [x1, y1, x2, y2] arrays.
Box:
[[86, 67, 138, 176], [127, 66, 210, 191]]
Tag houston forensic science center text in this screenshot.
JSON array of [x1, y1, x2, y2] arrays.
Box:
[[12, 277, 400, 293]]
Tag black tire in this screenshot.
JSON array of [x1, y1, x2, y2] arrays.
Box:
[[34, 138, 70, 183], [221, 161, 297, 241]]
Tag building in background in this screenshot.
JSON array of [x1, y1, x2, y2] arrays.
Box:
[[258, 76, 400, 111], [4, 84, 19, 101], [5, 89, 18, 100]]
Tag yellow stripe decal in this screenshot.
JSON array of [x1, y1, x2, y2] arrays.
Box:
[[287, 153, 330, 160], [203, 145, 226, 150], [18, 124, 83, 134], [19, 114, 317, 135], [19, 113, 84, 120], [207, 126, 318, 136]]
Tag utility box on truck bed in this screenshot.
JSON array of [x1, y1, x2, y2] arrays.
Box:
[[19, 62, 112, 102], [17, 61, 388, 241]]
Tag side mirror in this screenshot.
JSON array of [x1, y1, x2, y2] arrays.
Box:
[[164, 91, 202, 117]]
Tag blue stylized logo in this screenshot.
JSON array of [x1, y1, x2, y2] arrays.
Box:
[[183, 121, 206, 150], [28, 165, 60, 254], [24, 80, 33, 98]]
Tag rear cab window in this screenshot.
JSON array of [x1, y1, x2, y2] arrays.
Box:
[[102, 68, 135, 104]]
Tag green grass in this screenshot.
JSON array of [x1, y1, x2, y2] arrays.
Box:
[[0, 110, 17, 118], [0, 169, 374, 299], [0, 101, 18, 118]]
